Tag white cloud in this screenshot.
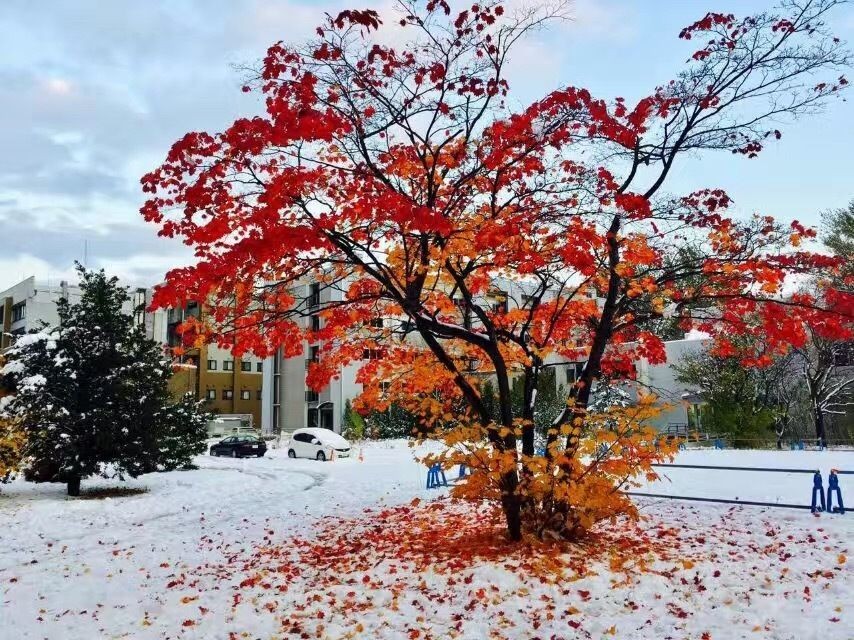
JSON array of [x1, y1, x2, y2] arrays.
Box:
[[0, 254, 77, 291]]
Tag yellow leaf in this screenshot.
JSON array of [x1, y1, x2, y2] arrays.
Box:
[[837, 554, 846, 565]]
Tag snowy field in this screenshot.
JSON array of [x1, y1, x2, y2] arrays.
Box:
[[0, 441, 851, 639]]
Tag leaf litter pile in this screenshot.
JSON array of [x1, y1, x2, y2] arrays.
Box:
[[162, 498, 850, 639]]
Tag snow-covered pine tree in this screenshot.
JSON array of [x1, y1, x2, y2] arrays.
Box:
[[148, 392, 211, 472], [0, 266, 209, 495], [110, 321, 211, 475]]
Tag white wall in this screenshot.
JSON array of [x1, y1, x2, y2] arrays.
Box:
[[635, 337, 708, 429]]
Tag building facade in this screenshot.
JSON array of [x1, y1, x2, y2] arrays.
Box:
[[0, 276, 263, 428], [258, 276, 708, 435], [261, 282, 362, 435], [165, 304, 264, 428], [1, 277, 167, 349]]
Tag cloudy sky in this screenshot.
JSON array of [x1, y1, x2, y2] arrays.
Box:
[[1, 0, 852, 291]]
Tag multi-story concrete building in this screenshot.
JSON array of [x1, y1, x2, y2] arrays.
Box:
[[259, 277, 708, 435], [261, 281, 720, 432], [0, 276, 263, 428], [261, 281, 362, 435], [1, 276, 167, 349], [165, 303, 264, 428]]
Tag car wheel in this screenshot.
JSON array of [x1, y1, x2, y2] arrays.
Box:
[[288, 449, 296, 458], [210, 450, 216, 457], [231, 450, 238, 458], [316, 451, 326, 462]]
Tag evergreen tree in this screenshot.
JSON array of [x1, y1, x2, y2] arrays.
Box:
[[341, 398, 365, 440], [674, 347, 780, 445], [0, 266, 209, 495], [822, 199, 854, 282], [365, 403, 419, 439]]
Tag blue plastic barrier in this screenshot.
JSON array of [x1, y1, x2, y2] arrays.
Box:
[[426, 463, 448, 489], [790, 440, 805, 451], [811, 471, 826, 513], [826, 471, 845, 514], [714, 439, 725, 450]]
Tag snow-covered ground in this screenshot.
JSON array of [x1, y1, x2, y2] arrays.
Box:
[[0, 441, 851, 639]]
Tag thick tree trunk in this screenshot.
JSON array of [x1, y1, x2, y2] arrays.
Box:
[[67, 476, 81, 497]]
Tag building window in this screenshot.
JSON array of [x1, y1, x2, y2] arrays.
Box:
[[256, 362, 263, 373], [207, 359, 217, 371], [453, 298, 472, 329], [133, 288, 146, 328], [306, 345, 319, 370], [206, 389, 216, 400], [490, 291, 508, 314], [565, 362, 585, 384], [241, 361, 252, 372], [257, 389, 262, 400], [309, 283, 321, 308], [11, 302, 26, 322], [362, 348, 384, 360], [370, 317, 384, 328], [0, 306, 3, 323], [240, 390, 251, 400], [311, 314, 321, 331], [305, 390, 319, 402], [835, 342, 854, 367], [223, 360, 234, 371], [223, 389, 234, 400]]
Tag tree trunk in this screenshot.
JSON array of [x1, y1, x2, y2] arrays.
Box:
[[814, 408, 826, 448], [67, 476, 81, 497], [500, 473, 522, 541]]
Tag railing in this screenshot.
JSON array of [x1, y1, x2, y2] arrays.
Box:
[[626, 463, 847, 513], [660, 433, 854, 451]]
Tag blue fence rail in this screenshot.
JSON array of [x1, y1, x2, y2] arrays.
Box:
[[427, 461, 848, 514], [626, 463, 847, 514]]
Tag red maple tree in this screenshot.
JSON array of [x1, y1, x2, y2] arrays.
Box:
[[142, 0, 852, 540]]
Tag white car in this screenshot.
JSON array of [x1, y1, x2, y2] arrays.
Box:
[[287, 428, 351, 461]]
